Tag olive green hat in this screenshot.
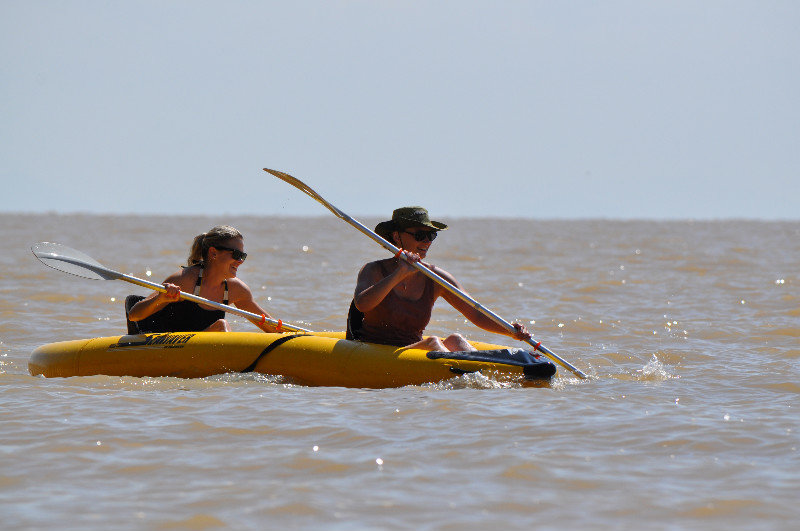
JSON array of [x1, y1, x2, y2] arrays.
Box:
[[374, 206, 448, 241]]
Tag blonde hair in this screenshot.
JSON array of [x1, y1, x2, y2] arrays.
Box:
[[188, 225, 243, 266]]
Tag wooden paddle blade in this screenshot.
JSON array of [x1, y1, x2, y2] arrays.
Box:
[[263, 168, 310, 191], [262, 167, 294, 181], [263, 168, 345, 219]]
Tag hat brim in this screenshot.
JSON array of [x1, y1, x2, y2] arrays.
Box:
[[404, 219, 447, 231], [375, 219, 448, 241]]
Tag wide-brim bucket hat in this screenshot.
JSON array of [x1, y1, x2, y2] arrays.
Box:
[[375, 206, 448, 241]]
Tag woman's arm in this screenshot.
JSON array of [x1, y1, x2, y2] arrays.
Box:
[[127, 274, 182, 322], [229, 279, 280, 333]]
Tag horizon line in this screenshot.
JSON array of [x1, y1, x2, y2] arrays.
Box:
[[2, 210, 798, 223]]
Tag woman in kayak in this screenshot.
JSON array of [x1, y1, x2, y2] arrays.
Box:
[[347, 207, 531, 351], [127, 225, 281, 333]]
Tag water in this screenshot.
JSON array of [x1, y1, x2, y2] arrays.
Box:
[[1, 214, 798, 530]]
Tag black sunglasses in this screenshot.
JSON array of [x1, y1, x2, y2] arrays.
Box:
[[213, 245, 247, 261], [403, 230, 437, 242]]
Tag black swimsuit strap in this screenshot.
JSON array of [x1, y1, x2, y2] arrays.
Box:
[[194, 266, 229, 304]]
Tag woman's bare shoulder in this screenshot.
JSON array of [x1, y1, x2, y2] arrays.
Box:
[[164, 265, 200, 289], [226, 276, 250, 294]]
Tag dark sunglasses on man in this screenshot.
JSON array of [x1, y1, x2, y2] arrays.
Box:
[[403, 230, 437, 242]]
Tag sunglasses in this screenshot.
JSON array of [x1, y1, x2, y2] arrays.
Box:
[[213, 245, 247, 261], [403, 230, 438, 242]]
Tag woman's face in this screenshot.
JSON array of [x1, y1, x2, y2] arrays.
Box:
[[210, 237, 246, 277]]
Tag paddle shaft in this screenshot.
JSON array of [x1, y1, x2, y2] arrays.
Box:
[[263, 168, 588, 379], [33, 248, 311, 333], [123, 273, 312, 332]]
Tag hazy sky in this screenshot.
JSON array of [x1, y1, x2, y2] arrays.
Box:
[[2, 1, 798, 219]]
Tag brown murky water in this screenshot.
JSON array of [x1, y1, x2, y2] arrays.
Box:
[[1, 214, 798, 529]]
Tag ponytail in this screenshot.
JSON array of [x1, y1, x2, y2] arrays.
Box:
[[188, 233, 207, 266]]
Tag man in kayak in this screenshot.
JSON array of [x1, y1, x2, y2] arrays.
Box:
[[347, 207, 531, 351], [127, 225, 281, 333]]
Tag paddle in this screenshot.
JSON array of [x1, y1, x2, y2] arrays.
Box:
[[31, 242, 312, 333], [263, 168, 588, 379]]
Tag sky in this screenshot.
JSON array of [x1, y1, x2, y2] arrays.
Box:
[[2, 1, 798, 219]]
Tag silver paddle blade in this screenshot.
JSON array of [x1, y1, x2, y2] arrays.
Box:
[[31, 242, 120, 281]]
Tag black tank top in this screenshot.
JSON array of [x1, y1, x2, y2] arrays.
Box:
[[148, 266, 228, 332]]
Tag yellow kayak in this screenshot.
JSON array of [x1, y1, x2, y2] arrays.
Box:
[[29, 331, 556, 388]]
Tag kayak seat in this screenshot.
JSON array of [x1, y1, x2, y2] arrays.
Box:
[[346, 299, 364, 341], [125, 294, 171, 334], [125, 295, 144, 334]]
